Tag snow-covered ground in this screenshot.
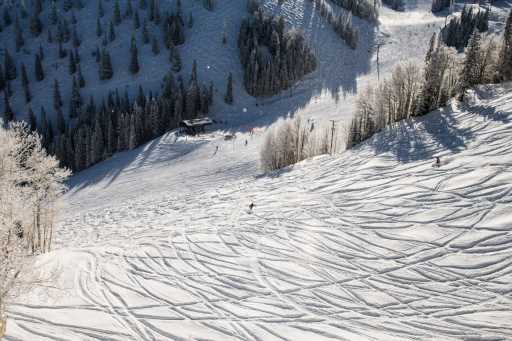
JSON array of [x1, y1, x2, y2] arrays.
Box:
[[5, 82, 512, 340], [3, 1, 512, 340]]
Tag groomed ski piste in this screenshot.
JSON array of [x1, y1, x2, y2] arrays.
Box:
[[3, 0, 512, 340], [5, 84, 512, 340]]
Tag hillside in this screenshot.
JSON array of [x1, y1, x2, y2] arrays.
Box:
[[1, 0, 450, 128], [5, 83, 512, 340]]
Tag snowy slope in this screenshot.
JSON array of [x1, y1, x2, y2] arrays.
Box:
[[5, 84, 512, 340], [2, 0, 449, 127]]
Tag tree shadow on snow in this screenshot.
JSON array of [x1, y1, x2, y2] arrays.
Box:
[[369, 107, 471, 163], [68, 132, 208, 192]]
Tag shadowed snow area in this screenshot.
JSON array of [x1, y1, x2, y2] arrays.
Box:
[[6, 85, 512, 340]]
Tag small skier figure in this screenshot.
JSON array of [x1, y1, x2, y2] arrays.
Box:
[[245, 139, 248, 146], [434, 156, 441, 167], [249, 202, 254, 213]]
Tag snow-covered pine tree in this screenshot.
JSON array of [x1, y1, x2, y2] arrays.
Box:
[[460, 31, 482, 95], [499, 10, 512, 81]]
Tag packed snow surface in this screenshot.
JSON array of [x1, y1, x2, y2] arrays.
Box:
[[3, 0, 512, 340], [5, 82, 512, 340]]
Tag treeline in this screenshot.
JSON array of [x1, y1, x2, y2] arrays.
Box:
[[239, 1, 317, 97], [382, 0, 404, 11], [330, 0, 378, 22], [347, 8, 509, 149], [431, 0, 451, 13], [261, 115, 339, 171], [4, 64, 213, 172], [308, 0, 359, 49], [52, 66, 212, 171], [441, 5, 489, 50]]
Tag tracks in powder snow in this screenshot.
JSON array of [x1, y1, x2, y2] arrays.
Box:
[[6, 90, 512, 340]]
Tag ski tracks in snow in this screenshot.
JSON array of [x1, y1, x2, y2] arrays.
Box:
[[6, 90, 512, 340]]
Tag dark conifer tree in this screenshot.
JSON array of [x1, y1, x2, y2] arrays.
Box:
[[21, 63, 31, 103], [58, 40, 67, 58], [139, 0, 147, 10], [142, 20, 150, 44], [99, 48, 113, 80], [39, 45, 44, 60], [113, 0, 122, 25], [28, 107, 37, 131], [3, 7, 12, 27], [188, 13, 193, 28], [74, 48, 81, 64], [69, 77, 82, 118], [71, 11, 77, 24], [78, 64, 86, 87], [72, 25, 80, 47], [47, 28, 53, 43], [64, 0, 73, 12], [4, 49, 17, 81], [137, 85, 146, 106], [3, 93, 14, 123], [109, 20, 116, 42], [130, 39, 140, 74], [35, 53, 44, 81], [69, 52, 77, 74], [95, 46, 101, 63], [170, 42, 182, 72], [125, 0, 134, 18], [56, 107, 66, 133], [151, 35, 160, 55], [0, 65, 5, 92], [53, 79, 63, 111], [30, 11, 43, 36], [224, 72, 233, 104], [96, 17, 103, 37], [49, 2, 58, 25], [15, 17, 25, 52], [98, 0, 105, 18], [134, 10, 141, 29]]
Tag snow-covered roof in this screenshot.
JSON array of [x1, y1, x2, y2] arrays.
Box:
[[180, 117, 214, 127]]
